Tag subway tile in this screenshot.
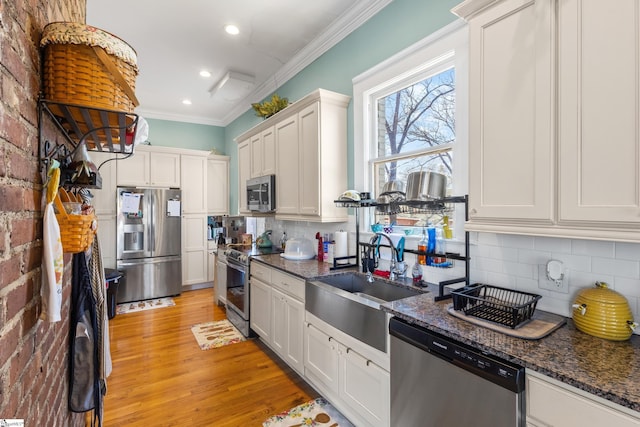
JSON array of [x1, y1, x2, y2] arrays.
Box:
[[485, 271, 512, 287], [502, 260, 534, 278], [615, 242, 640, 261], [473, 256, 505, 274], [549, 253, 591, 272], [612, 277, 640, 298], [534, 236, 572, 253], [592, 257, 640, 279], [571, 239, 615, 258], [499, 234, 535, 249], [476, 232, 501, 246], [517, 248, 552, 264], [568, 271, 615, 289]]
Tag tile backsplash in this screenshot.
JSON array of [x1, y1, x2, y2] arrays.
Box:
[[263, 217, 640, 334], [470, 232, 640, 333]]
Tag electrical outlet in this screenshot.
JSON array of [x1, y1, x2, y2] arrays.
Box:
[[538, 264, 569, 293]]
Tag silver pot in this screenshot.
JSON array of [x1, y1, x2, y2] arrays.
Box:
[[405, 171, 446, 201], [381, 180, 405, 194]]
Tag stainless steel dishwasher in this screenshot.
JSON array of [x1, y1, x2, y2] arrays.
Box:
[[389, 317, 525, 427]]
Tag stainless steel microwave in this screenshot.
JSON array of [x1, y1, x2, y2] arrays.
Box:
[[247, 175, 275, 212]]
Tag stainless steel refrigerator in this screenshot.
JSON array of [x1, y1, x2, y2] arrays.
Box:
[[116, 187, 182, 303]]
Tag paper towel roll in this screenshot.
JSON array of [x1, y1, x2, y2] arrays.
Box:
[[334, 231, 348, 263]]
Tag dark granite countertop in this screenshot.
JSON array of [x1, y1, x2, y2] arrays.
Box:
[[250, 254, 640, 414]]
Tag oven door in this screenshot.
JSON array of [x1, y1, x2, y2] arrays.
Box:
[[226, 260, 248, 319]]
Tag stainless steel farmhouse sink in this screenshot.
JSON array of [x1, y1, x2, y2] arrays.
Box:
[[305, 272, 424, 352]]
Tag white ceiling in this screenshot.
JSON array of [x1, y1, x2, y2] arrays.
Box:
[[86, 0, 390, 127]]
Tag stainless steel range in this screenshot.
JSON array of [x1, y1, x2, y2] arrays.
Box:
[[224, 245, 283, 337]]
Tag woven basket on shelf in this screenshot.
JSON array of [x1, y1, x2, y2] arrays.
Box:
[[53, 190, 96, 254], [41, 22, 139, 113]]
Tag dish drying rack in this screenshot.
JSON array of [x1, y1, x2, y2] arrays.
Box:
[[334, 195, 470, 300], [451, 284, 542, 328]]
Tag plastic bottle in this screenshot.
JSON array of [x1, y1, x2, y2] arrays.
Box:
[[411, 263, 422, 285], [434, 225, 446, 264], [280, 231, 287, 250], [426, 225, 436, 265], [418, 228, 428, 265]]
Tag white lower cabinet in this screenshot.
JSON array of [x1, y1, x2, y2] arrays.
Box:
[[304, 315, 390, 427], [182, 214, 207, 285], [526, 371, 640, 427], [249, 262, 304, 375], [96, 215, 116, 269], [250, 277, 271, 341]]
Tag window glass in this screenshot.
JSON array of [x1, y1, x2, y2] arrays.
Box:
[[373, 67, 456, 228]]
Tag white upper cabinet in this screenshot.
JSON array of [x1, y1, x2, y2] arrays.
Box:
[[207, 155, 229, 215], [558, 0, 640, 228], [116, 145, 181, 188], [250, 126, 276, 178], [455, 0, 640, 241], [235, 89, 350, 222], [237, 138, 251, 214], [457, 0, 554, 224], [180, 154, 208, 214]]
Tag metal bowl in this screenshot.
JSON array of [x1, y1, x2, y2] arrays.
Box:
[[381, 180, 405, 194]]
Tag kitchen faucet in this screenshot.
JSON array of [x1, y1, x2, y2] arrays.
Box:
[[366, 233, 399, 282]]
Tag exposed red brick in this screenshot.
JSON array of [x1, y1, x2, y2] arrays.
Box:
[[0, 145, 6, 177], [23, 245, 42, 273], [0, 185, 25, 212], [6, 278, 33, 320], [10, 217, 36, 247], [21, 304, 38, 336], [0, 254, 22, 289], [8, 149, 36, 181], [23, 187, 40, 212], [0, 323, 20, 368]]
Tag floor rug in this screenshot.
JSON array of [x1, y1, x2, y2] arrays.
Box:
[[263, 397, 354, 427], [116, 297, 175, 315], [191, 319, 246, 350]]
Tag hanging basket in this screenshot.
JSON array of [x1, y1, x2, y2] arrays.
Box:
[[53, 189, 96, 254], [41, 22, 139, 113]]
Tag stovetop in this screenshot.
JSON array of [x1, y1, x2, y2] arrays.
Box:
[[223, 244, 283, 264]]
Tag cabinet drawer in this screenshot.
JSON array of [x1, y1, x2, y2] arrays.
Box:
[[526, 373, 640, 427], [250, 261, 272, 283], [271, 269, 304, 301]]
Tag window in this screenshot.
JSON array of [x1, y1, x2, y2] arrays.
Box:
[[354, 22, 468, 234]]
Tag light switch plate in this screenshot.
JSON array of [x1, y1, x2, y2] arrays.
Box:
[[538, 264, 569, 293]]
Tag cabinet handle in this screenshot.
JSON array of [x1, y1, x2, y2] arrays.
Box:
[[328, 337, 333, 342], [366, 360, 371, 366], [346, 347, 351, 354]]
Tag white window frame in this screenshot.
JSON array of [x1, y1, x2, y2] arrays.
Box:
[[353, 20, 469, 232]]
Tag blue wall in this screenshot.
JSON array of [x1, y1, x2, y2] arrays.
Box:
[[149, 0, 461, 214], [225, 0, 460, 213], [145, 118, 225, 153]]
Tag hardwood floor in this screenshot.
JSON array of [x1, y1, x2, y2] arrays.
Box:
[[103, 288, 318, 426]]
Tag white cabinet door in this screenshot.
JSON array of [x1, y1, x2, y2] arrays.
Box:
[[304, 322, 339, 395], [466, 0, 554, 224], [117, 149, 149, 186], [261, 126, 276, 176], [339, 344, 390, 427], [250, 133, 262, 178], [182, 214, 207, 285], [181, 154, 207, 214], [250, 277, 272, 340], [207, 249, 215, 283], [275, 115, 299, 215], [271, 287, 287, 356], [284, 295, 304, 373], [91, 151, 117, 215], [526, 372, 640, 427], [215, 256, 226, 305], [238, 139, 251, 214], [96, 215, 116, 269], [298, 102, 320, 216], [558, 0, 640, 224], [207, 157, 229, 215], [150, 152, 180, 187]]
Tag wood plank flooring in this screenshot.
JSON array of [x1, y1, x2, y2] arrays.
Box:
[[103, 288, 318, 426]]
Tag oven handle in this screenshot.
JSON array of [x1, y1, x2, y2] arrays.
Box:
[[226, 259, 246, 273]]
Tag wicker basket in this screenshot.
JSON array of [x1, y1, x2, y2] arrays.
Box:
[[41, 22, 139, 113], [53, 190, 96, 253]]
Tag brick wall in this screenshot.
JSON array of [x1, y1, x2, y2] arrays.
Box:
[[1, 0, 86, 425]]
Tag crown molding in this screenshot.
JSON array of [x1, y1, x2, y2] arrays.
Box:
[[137, 108, 225, 127], [219, 0, 393, 126]]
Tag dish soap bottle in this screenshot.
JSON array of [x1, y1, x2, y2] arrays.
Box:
[[280, 231, 288, 250], [418, 228, 428, 265]]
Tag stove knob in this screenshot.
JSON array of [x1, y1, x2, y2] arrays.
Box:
[[239, 254, 248, 264]]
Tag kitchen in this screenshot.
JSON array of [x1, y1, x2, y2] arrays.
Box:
[[3, 0, 640, 426]]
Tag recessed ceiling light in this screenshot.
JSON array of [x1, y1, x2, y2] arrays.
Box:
[[224, 24, 240, 35], [182, 99, 192, 105], [199, 70, 211, 78]]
